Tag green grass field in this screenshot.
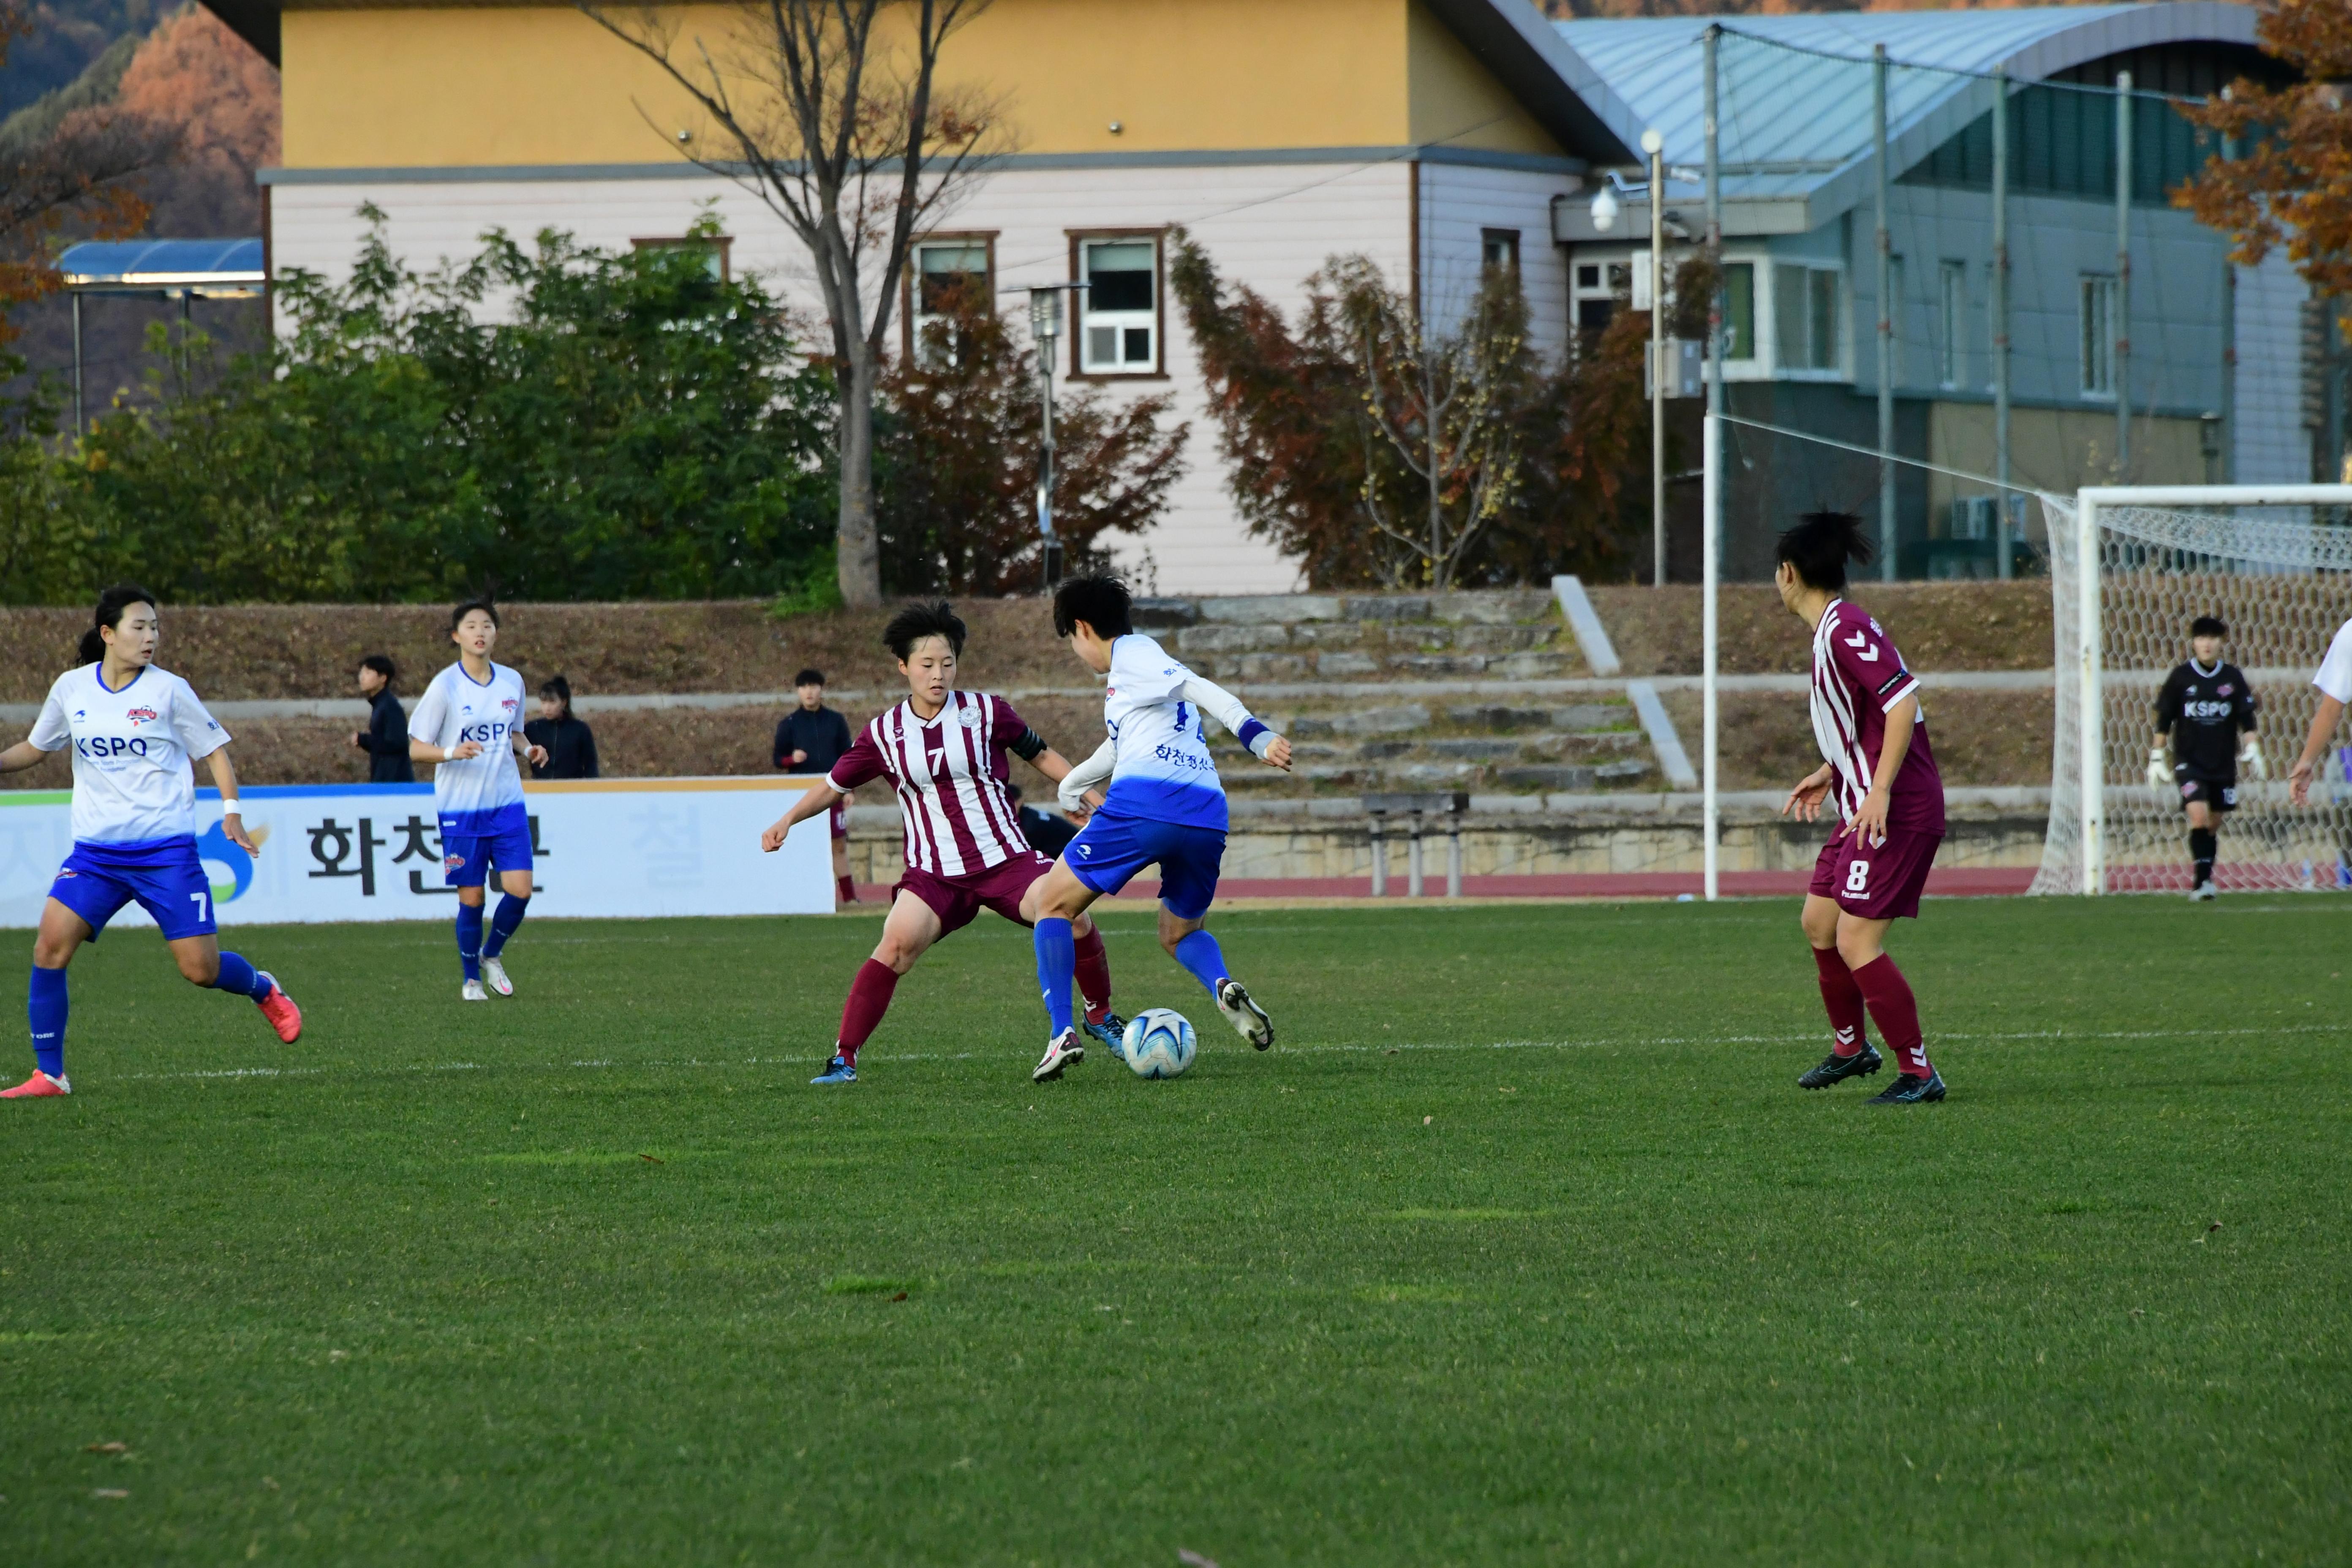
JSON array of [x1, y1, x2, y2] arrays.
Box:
[[2, 897, 2347, 1565]]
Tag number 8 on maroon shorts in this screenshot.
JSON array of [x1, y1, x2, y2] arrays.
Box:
[[1809, 824, 1942, 920]]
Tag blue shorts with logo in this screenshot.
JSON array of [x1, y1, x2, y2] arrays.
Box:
[[49, 836, 217, 942], [1065, 814, 1226, 920], [439, 803, 534, 887]]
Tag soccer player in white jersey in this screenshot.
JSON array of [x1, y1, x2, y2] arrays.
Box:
[[2287, 614, 2352, 809], [1027, 573, 1293, 1083], [0, 585, 302, 1099], [760, 602, 1122, 1084], [407, 602, 547, 1001]]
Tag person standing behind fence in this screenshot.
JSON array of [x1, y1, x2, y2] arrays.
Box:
[[525, 676, 599, 781], [775, 668, 857, 904], [350, 655, 414, 784]]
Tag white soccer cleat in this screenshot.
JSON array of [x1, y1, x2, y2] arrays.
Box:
[[1032, 1028, 1084, 1082], [482, 957, 513, 997], [1216, 979, 1274, 1051], [461, 978, 489, 1001], [2189, 883, 2218, 902]]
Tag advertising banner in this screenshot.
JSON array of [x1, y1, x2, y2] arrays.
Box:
[[0, 777, 835, 928]]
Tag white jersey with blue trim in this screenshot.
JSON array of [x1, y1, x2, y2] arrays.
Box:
[[1090, 634, 1269, 832], [408, 661, 528, 828], [29, 664, 231, 846]]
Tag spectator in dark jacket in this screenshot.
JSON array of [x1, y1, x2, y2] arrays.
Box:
[[350, 654, 414, 784], [525, 676, 600, 780], [1004, 780, 1078, 858], [775, 669, 858, 902]]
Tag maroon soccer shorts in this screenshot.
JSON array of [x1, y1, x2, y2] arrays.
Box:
[[828, 797, 849, 840], [1808, 825, 1943, 920], [896, 849, 1055, 935]]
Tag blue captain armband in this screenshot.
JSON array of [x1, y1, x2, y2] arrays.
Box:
[[1237, 718, 1271, 756]]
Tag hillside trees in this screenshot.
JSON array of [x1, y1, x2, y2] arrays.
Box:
[[1170, 231, 1647, 589]]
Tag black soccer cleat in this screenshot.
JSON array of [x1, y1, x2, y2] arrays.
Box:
[[1799, 1043, 1883, 1089], [1866, 1069, 1946, 1105]]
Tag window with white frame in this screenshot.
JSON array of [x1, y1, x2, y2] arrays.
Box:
[[1481, 229, 1521, 275], [2080, 274, 2118, 398], [1773, 264, 1841, 373], [1722, 261, 1756, 361], [1077, 236, 1160, 374], [1938, 260, 1966, 388], [909, 238, 992, 365], [631, 235, 731, 281]]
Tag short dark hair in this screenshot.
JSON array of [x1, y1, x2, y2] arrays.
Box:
[[794, 667, 826, 688], [884, 601, 966, 661], [360, 653, 397, 689], [539, 674, 572, 716], [450, 598, 500, 633], [2191, 615, 2228, 640], [1052, 572, 1133, 640], [1774, 510, 1873, 593]]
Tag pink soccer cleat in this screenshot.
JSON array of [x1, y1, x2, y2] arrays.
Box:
[[1, 1070, 69, 1098], [256, 976, 303, 1044]]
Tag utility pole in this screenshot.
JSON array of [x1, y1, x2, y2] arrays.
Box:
[[2115, 69, 2133, 476], [1646, 126, 1666, 588], [1875, 43, 1895, 581], [1992, 64, 2012, 579]]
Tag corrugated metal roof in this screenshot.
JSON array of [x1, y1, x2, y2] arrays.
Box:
[[59, 238, 266, 288], [1551, 2, 2259, 215]]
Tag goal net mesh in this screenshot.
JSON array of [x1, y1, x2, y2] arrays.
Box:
[[2031, 494, 2352, 895]]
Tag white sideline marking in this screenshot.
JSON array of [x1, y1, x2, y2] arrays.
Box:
[[109, 1021, 2346, 1087], [1551, 575, 1621, 677], [1626, 681, 1699, 789]]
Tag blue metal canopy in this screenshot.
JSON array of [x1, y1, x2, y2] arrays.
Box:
[[58, 237, 267, 295]]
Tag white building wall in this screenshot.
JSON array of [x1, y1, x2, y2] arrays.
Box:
[[269, 158, 1449, 593], [1415, 161, 1574, 353], [2234, 250, 2309, 486]]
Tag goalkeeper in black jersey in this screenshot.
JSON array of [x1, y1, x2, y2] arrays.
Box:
[[2151, 615, 2265, 900]]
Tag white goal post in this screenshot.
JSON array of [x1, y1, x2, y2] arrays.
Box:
[[2034, 484, 2352, 896]]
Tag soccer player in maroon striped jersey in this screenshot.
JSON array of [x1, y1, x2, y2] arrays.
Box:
[[760, 602, 1121, 1083], [1775, 512, 1949, 1104]]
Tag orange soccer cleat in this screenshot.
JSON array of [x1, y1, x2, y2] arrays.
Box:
[[256, 976, 303, 1044], [1, 1070, 69, 1098]]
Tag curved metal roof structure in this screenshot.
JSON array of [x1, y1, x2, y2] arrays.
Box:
[[60, 238, 267, 295], [1550, 3, 2262, 231]]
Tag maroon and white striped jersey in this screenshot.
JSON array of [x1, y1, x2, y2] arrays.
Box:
[[828, 691, 1034, 877], [1809, 599, 1945, 832]]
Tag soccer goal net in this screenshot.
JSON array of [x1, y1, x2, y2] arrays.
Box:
[[2031, 485, 2352, 896]]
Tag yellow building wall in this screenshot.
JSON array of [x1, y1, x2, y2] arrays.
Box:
[[1406, 0, 1559, 155], [280, 0, 1547, 170]]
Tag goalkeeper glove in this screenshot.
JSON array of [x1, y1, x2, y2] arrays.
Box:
[[2241, 738, 2271, 780], [2146, 746, 2171, 790]]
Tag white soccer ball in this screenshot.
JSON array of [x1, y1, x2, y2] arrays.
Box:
[[1121, 1007, 1197, 1079]]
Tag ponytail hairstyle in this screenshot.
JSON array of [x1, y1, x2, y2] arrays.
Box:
[[79, 583, 158, 668], [1773, 510, 1873, 593], [539, 675, 573, 719]]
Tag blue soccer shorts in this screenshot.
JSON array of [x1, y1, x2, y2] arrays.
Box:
[[1065, 814, 1226, 920], [49, 837, 218, 942], [439, 803, 534, 888]]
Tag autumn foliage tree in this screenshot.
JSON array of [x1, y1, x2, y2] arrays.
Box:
[[1170, 230, 1647, 588], [875, 282, 1187, 594], [2176, 0, 2352, 305], [0, 0, 174, 351]]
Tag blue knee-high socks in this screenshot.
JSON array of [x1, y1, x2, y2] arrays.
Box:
[[484, 894, 528, 958], [27, 965, 65, 1080], [1173, 930, 1231, 997], [456, 901, 484, 982], [207, 950, 273, 1000], [1034, 917, 1076, 1037]]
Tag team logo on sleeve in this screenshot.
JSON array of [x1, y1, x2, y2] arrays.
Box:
[[1875, 672, 1909, 697]]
